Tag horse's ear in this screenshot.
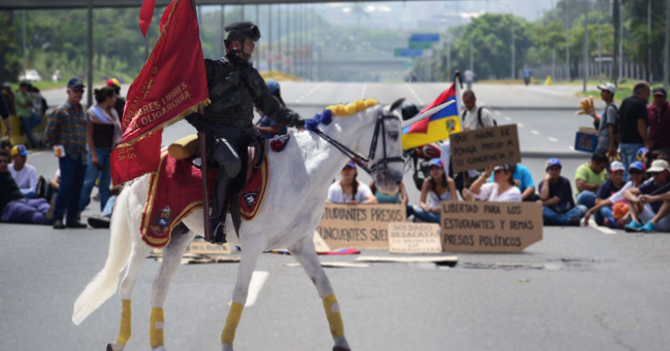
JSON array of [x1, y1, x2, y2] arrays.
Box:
[[390, 98, 405, 112]]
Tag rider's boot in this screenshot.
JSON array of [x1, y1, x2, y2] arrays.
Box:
[[209, 172, 231, 245]]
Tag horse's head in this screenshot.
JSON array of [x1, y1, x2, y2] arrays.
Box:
[[360, 98, 406, 196]]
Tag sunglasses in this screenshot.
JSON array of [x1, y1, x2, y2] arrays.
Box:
[[0, 159, 8, 163], [72, 88, 84, 93]]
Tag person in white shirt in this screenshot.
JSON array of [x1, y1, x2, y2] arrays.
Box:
[[327, 162, 377, 204], [464, 164, 522, 202], [440, 90, 495, 190], [464, 69, 475, 90], [9, 144, 38, 198]]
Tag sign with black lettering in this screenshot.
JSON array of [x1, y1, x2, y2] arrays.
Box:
[[450, 124, 521, 173], [316, 204, 406, 249], [388, 223, 442, 254], [440, 201, 542, 253]]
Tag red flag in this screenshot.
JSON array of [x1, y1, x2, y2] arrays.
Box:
[[408, 83, 457, 134], [139, 0, 156, 37], [111, 0, 209, 185]]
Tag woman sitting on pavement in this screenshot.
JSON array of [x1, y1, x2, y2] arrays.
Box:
[[327, 162, 377, 204], [369, 180, 409, 206], [464, 164, 522, 202], [410, 158, 458, 223]]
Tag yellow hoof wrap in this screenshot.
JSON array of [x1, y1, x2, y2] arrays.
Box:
[[149, 307, 165, 348], [322, 294, 345, 339], [221, 302, 245, 345], [116, 299, 132, 345]]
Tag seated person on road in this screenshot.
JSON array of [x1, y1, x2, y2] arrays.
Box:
[[185, 22, 305, 244], [590, 161, 625, 226], [410, 158, 458, 223], [464, 164, 522, 202], [584, 161, 648, 229], [327, 162, 376, 204], [488, 163, 539, 202], [539, 158, 587, 226], [8, 144, 38, 198], [369, 180, 409, 206], [574, 151, 609, 209], [623, 160, 670, 233], [0, 150, 50, 225], [88, 184, 125, 229], [255, 79, 288, 139]]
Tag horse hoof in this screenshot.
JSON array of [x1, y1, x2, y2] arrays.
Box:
[[222, 343, 234, 351], [333, 347, 351, 351], [106, 344, 113, 351], [107, 343, 124, 351]]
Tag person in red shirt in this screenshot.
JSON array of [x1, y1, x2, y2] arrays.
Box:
[[647, 87, 670, 156]]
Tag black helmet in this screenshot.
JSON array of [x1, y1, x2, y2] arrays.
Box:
[[401, 102, 420, 121], [224, 21, 261, 44]]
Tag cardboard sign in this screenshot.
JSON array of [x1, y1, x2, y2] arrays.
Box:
[[388, 222, 442, 254], [440, 201, 542, 253], [185, 238, 231, 255], [450, 124, 521, 173], [316, 204, 406, 249]]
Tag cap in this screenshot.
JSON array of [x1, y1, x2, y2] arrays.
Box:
[[11, 144, 29, 157], [225, 21, 261, 42], [266, 79, 280, 94], [428, 158, 444, 169], [609, 161, 625, 172], [19, 80, 31, 87], [628, 161, 645, 172], [597, 83, 616, 94], [107, 78, 121, 88], [653, 87, 667, 97], [67, 78, 85, 89], [647, 160, 670, 174], [493, 164, 512, 172], [546, 158, 562, 169], [636, 147, 649, 162], [344, 161, 356, 169]]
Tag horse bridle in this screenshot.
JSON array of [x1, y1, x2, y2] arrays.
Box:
[[310, 113, 405, 176]]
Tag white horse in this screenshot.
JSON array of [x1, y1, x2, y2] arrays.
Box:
[[71, 98, 435, 351]]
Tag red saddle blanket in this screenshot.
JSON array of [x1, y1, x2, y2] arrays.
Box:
[[140, 149, 270, 248]]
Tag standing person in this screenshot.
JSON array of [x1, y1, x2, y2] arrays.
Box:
[[523, 65, 532, 86], [8, 144, 38, 198], [539, 158, 587, 226], [326, 162, 377, 204], [255, 79, 288, 139], [574, 151, 610, 209], [464, 164, 522, 202], [623, 160, 670, 233], [0, 90, 9, 137], [618, 81, 650, 177], [647, 87, 670, 156], [46, 78, 89, 229], [464, 69, 475, 90], [107, 78, 126, 123], [2, 82, 16, 117], [79, 87, 122, 214], [15, 81, 42, 148], [411, 158, 458, 223], [590, 83, 618, 157], [440, 89, 494, 190], [0, 150, 51, 225]]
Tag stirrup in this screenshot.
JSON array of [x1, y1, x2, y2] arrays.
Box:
[[209, 220, 227, 245]]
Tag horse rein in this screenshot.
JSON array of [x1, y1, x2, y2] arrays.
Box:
[[310, 113, 405, 176]]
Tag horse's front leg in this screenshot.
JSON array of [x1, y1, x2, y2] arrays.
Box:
[[148, 224, 196, 351], [290, 235, 351, 351], [221, 240, 265, 351]]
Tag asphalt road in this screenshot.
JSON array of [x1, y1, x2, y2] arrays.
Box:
[[3, 82, 668, 351]]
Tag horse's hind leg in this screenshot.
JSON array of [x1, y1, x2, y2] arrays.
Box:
[[149, 224, 196, 351], [290, 235, 351, 351], [107, 242, 153, 351]]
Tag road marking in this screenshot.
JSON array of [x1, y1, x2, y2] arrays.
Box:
[[229, 271, 268, 307], [548, 137, 558, 142], [504, 116, 512, 121], [569, 146, 575, 151], [517, 123, 524, 128], [295, 83, 324, 103], [531, 130, 540, 135], [495, 111, 501, 116], [589, 219, 616, 235], [360, 84, 367, 99], [405, 83, 424, 105]]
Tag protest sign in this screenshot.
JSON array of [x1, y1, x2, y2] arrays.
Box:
[[440, 201, 542, 253], [388, 222, 442, 254], [450, 124, 521, 173], [316, 204, 405, 249]]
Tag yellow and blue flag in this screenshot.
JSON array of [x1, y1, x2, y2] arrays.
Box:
[[401, 83, 462, 150]]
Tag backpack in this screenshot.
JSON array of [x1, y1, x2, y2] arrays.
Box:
[[462, 106, 497, 128]]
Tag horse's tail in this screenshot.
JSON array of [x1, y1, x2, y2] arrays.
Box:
[[72, 185, 133, 325]]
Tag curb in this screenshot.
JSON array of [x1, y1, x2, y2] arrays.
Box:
[[521, 151, 589, 159]]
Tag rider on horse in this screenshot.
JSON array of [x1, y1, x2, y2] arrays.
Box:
[[187, 21, 306, 245]]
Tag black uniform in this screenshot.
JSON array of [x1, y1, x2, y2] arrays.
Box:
[[187, 52, 304, 243]]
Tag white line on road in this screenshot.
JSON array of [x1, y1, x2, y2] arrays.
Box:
[[548, 137, 558, 142], [531, 130, 540, 135], [295, 83, 324, 103], [504, 116, 512, 121], [589, 219, 616, 235], [360, 84, 367, 99], [495, 111, 501, 116], [405, 83, 424, 105], [569, 146, 575, 151], [229, 271, 268, 307], [517, 123, 525, 128]]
